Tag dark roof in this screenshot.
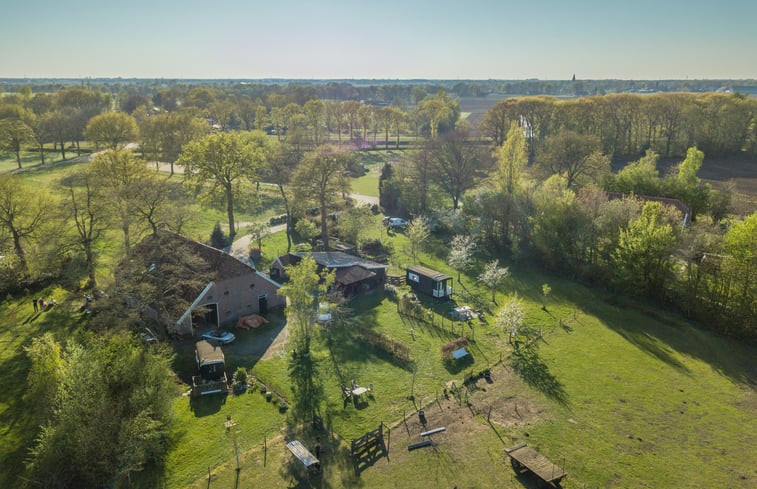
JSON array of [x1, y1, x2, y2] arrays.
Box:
[[407, 265, 452, 282], [137, 231, 255, 281], [336, 265, 376, 286], [277, 253, 298, 267], [292, 251, 387, 270], [196, 340, 225, 365]]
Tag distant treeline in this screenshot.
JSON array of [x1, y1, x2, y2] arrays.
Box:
[[2, 78, 756, 105]]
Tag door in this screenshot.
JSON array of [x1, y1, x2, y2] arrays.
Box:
[[258, 294, 268, 315]]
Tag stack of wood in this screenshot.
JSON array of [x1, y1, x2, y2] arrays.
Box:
[[236, 314, 269, 330]]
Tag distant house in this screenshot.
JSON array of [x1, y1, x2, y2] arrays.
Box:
[[406, 265, 453, 299], [271, 251, 387, 297], [606, 192, 691, 227], [133, 232, 285, 336]]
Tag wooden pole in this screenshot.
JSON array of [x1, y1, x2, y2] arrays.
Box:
[[263, 435, 267, 467]]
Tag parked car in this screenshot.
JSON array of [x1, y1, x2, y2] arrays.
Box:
[[383, 217, 409, 229], [201, 329, 236, 345]]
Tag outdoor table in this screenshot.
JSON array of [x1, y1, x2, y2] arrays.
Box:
[[352, 387, 369, 397]]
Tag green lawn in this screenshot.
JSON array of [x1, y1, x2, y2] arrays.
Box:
[[195, 225, 757, 488], [1, 145, 93, 174], [350, 149, 405, 198]]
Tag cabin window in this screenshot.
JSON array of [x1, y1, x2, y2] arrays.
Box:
[[250, 283, 255, 288], [224, 291, 229, 296], [408, 272, 420, 283]]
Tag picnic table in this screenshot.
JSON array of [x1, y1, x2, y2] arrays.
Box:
[[506, 443, 566, 486], [451, 347, 469, 360], [452, 305, 475, 320], [352, 386, 369, 397], [286, 440, 321, 475]]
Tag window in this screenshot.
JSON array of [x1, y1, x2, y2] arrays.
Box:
[[408, 272, 420, 283], [250, 283, 255, 288], [224, 291, 229, 296], [258, 294, 267, 300]]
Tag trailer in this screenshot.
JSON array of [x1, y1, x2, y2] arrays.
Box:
[[505, 443, 566, 487]]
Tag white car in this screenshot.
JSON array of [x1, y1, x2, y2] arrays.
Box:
[[201, 329, 236, 345]]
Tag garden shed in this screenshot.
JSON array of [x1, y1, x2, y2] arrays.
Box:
[[406, 265, 452, 299]]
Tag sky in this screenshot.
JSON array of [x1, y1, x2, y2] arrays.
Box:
[[1, 0, 756, 80]]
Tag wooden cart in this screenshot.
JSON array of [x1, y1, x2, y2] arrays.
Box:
[[506, 442, 566, 487]]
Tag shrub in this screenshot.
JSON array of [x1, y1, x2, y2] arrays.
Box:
[[357, 327, 411, 364], [233, 367, 248, 385]]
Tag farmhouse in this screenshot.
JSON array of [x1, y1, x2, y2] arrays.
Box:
[[271, 251, 387, 297], [406, 265, 453, 299], [132, 232, 284, 335]]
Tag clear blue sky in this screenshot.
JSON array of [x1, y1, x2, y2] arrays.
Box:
[[1, 0, 755, 79]]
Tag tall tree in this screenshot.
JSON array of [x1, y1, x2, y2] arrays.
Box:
[[536, 129, 608, 188], [179, 131, 270, 241], [0, 119, 35, 168], [496, 121, 528, 195], [418, 91, 459, 139], [279, 257, 334, 353], [291, 145, 351, 250], [84, 112, 138, 150], [431, 127, 487, 209], [90, 149, 151, 253], [0, 175, 49, 276], [613, 201, 679, 297], [60, 169, 110, 287]]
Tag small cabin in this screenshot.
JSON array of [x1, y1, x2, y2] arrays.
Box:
[[192, 340, 228, 396], [406, 265, 452, 299]]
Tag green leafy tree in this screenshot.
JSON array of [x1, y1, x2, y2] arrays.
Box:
[[613, 201, 679, 297], [339, 204, 373, 247], [26, 333, 177, 488], [179, 131, 270, 241], [279, 257, 334, 353], [0, 119, 35, 168], [0, 175, 50, 277], [90, 149, 151, 253], [291, 145, 351, 250], [497, 121, 528, 195], [720, 213, 757, 334], [84, 111, 138, 150], [210, 222, 229, 249]]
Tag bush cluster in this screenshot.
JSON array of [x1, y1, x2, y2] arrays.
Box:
[[357, 327, 411, 364]]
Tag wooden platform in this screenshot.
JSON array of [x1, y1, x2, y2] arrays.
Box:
[[286, 440, 320, 470], [506, 443, 566, 485]]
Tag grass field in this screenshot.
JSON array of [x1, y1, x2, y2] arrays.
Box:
[[1, 146, 755, 488], [169, 225, 757, 488]]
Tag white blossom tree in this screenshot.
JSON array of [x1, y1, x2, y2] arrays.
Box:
[[478, 259, 510, 303], [447, 235, 476, 283]]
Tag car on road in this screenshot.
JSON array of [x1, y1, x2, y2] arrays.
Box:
[[383, 217, 409, 229], [201, 329, 236, 345]]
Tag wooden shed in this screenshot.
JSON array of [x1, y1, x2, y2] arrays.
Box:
[[406, 265, 452, 299]]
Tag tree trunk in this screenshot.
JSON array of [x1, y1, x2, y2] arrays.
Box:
[[320, 196, 329, 251], [85, 243, 96, 287], [226, 185, 236, 242], [15, 149, 22, 169], [11, 228, 29, 277], [59, 138, 66, 160], [277, 183, 293, 253]]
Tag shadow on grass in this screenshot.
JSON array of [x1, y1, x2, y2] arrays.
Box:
[[510, 347, 568, 406], [443, 355, 474, 375], [594, 297, 757, 387], [190, 394, 227, 417]]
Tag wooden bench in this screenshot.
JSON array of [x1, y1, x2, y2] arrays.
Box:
[[506, 443, 566, 487]]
